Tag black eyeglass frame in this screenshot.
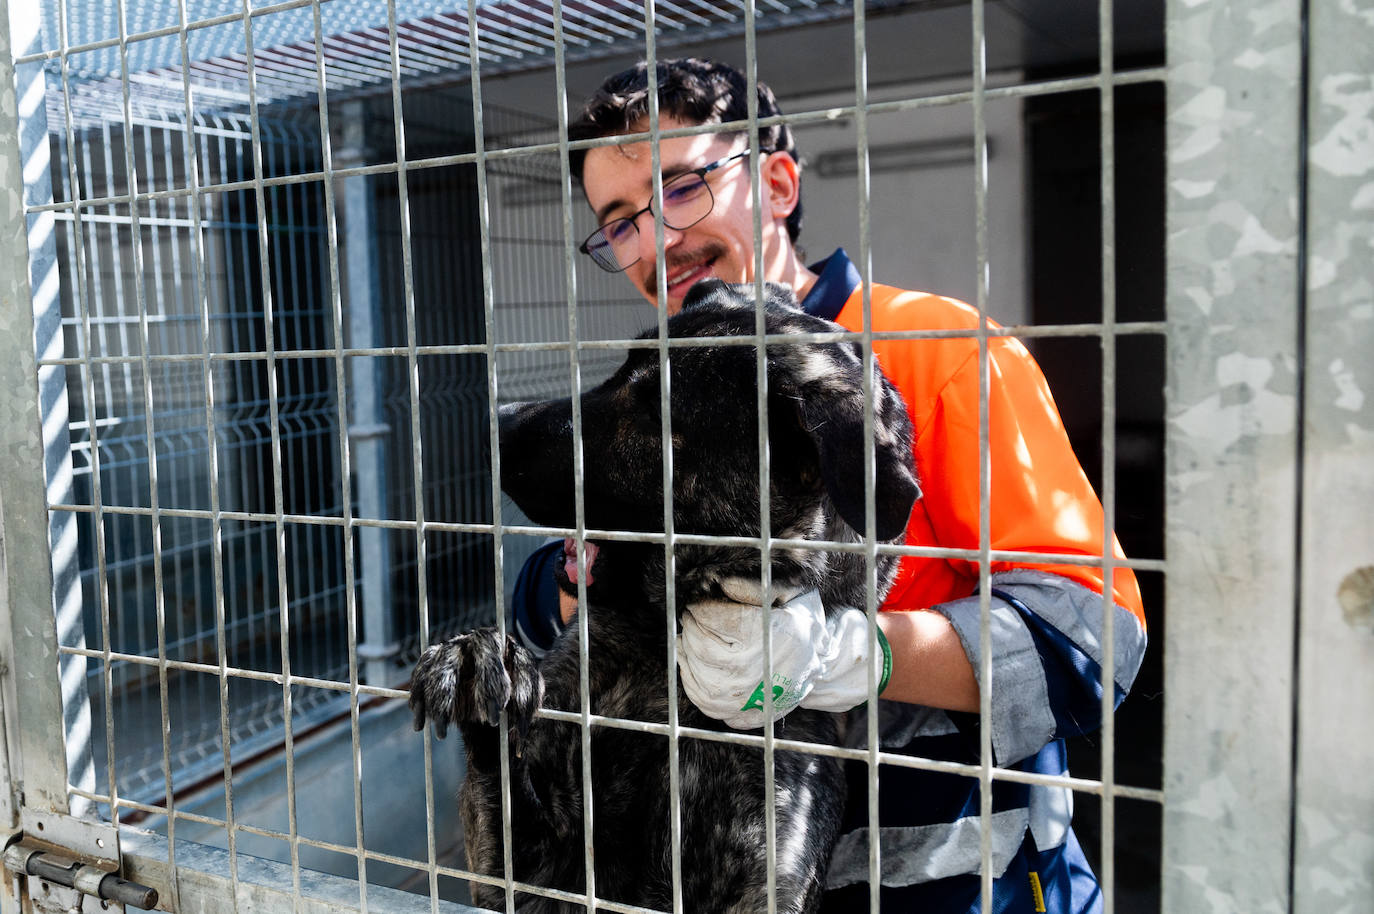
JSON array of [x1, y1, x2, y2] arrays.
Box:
[[577, 150, 752, 273]]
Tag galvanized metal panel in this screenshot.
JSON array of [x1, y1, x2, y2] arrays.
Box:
[[1164, 0, 1303, 910], [11, 0, 101, 823], [0, 0, 74, 820], [1293, 1, 1374, 909], [120, 829, 485, 914]]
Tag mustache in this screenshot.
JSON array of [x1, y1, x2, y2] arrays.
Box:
[[645, 241, 729, 293]]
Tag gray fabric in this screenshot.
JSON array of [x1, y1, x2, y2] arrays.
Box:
[[843, 698, 960, 750], [514, 614, 550, 659], [827, 809, 1030, 888], [990, 568, 1148, 693], [934, 592, 1058, 767], [1028, 783, 1073, 852], [932, 570, 1148, 766]]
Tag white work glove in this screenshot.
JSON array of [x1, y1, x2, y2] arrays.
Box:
[[677, 578, 893, 730]]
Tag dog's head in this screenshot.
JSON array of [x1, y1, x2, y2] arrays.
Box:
[[498, 280, 919, 610]]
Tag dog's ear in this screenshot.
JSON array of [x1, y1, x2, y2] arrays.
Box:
[[772, 337, 920, 541]]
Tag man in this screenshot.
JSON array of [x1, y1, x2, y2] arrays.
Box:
[[512, 57, 1146, 913]]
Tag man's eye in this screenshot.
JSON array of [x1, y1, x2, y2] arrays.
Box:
[[664, 178, 705, 205], [605, 220, 635, 242]]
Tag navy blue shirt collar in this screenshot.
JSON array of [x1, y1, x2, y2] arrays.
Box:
[[800, 248, 862, 321]]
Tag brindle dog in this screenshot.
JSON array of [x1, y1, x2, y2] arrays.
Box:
[[409, 280, 918, 913]]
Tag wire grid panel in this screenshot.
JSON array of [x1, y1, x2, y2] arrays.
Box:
[[48, 103, 359, 807], [9, 0, 1169, 912]]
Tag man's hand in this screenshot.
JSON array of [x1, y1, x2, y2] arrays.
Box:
[[677, 579, 891, 729]]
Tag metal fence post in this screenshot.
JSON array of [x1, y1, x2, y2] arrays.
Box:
[[0, 0, 74, 820], [337, 99, 398, 688], [8, 0, 97, 820], [1293, 2, 1374, 908]]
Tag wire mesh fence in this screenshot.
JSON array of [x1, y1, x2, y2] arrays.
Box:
[[7, 0, 1171, 912], [36, 52, 654, 810]]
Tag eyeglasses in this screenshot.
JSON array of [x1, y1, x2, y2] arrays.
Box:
[[578, 150, 750, 273]]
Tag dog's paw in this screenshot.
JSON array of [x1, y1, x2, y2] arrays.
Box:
[[408, 629, 543, 745]]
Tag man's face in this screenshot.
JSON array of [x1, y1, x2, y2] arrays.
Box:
[[581, 115, 793, 314]]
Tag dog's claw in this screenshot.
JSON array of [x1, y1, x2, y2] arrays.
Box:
[[407, 629, 543, 746]]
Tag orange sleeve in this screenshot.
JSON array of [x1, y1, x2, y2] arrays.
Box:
[[836, 285, 1145, 626]]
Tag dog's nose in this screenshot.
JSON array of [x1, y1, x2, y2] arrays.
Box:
[[495, 402, 527, 438], [498, 400, 550, 425], [461, 403, 531, 473], [680, 278, 732, 312], [496, 398, 574, 469]]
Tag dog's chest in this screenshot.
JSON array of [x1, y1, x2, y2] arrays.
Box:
[[541, 612, 674, 722]]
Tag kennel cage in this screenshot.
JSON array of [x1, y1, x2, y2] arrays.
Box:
[[0, 0, 1369, 912]]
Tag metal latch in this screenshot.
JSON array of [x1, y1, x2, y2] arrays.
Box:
[[3, 811, 158, 912]]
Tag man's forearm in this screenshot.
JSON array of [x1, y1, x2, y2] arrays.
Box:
[[876, 609, 980, 713]]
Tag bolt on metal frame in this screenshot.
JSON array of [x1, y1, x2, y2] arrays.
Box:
[[7, 1, 1172, 913]]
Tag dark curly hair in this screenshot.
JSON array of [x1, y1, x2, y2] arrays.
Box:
[[568, 58, 803, 244]]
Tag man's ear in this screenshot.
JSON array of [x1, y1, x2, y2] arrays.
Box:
[[761, 151, 802, 221]]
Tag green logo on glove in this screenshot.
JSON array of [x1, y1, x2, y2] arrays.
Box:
[[740, 681, 786, 713], [739, 674, 803, 715]]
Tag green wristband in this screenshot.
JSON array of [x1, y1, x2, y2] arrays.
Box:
[[875, 625, 893, 696]]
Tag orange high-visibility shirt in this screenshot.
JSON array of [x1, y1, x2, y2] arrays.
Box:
[[833, 284, 1145, 625]]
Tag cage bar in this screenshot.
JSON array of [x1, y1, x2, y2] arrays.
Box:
[[1096, 0, 1119, 910]]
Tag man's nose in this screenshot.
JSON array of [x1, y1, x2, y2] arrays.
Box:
[[634, 211, 681, 263]]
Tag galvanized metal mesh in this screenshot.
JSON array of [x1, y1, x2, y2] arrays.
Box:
[[12, 0, 1167, 912]]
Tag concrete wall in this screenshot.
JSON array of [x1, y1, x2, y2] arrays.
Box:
[[788, 78, 1026, 326]]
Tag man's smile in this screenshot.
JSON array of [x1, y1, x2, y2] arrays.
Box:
[[665, 259, 716, 292], [651, 242, 731, 303]]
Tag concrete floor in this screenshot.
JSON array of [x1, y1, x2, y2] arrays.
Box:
[[135, 698, 473, 908]]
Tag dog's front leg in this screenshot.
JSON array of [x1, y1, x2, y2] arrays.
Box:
[[411, 629, 592, 911], [409, 627, 544, 764]]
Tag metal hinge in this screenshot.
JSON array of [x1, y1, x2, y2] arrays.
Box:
[[3, 811, 159, 913]]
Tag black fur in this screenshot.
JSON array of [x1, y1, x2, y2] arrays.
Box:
[[409, 280, 918, 912]]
